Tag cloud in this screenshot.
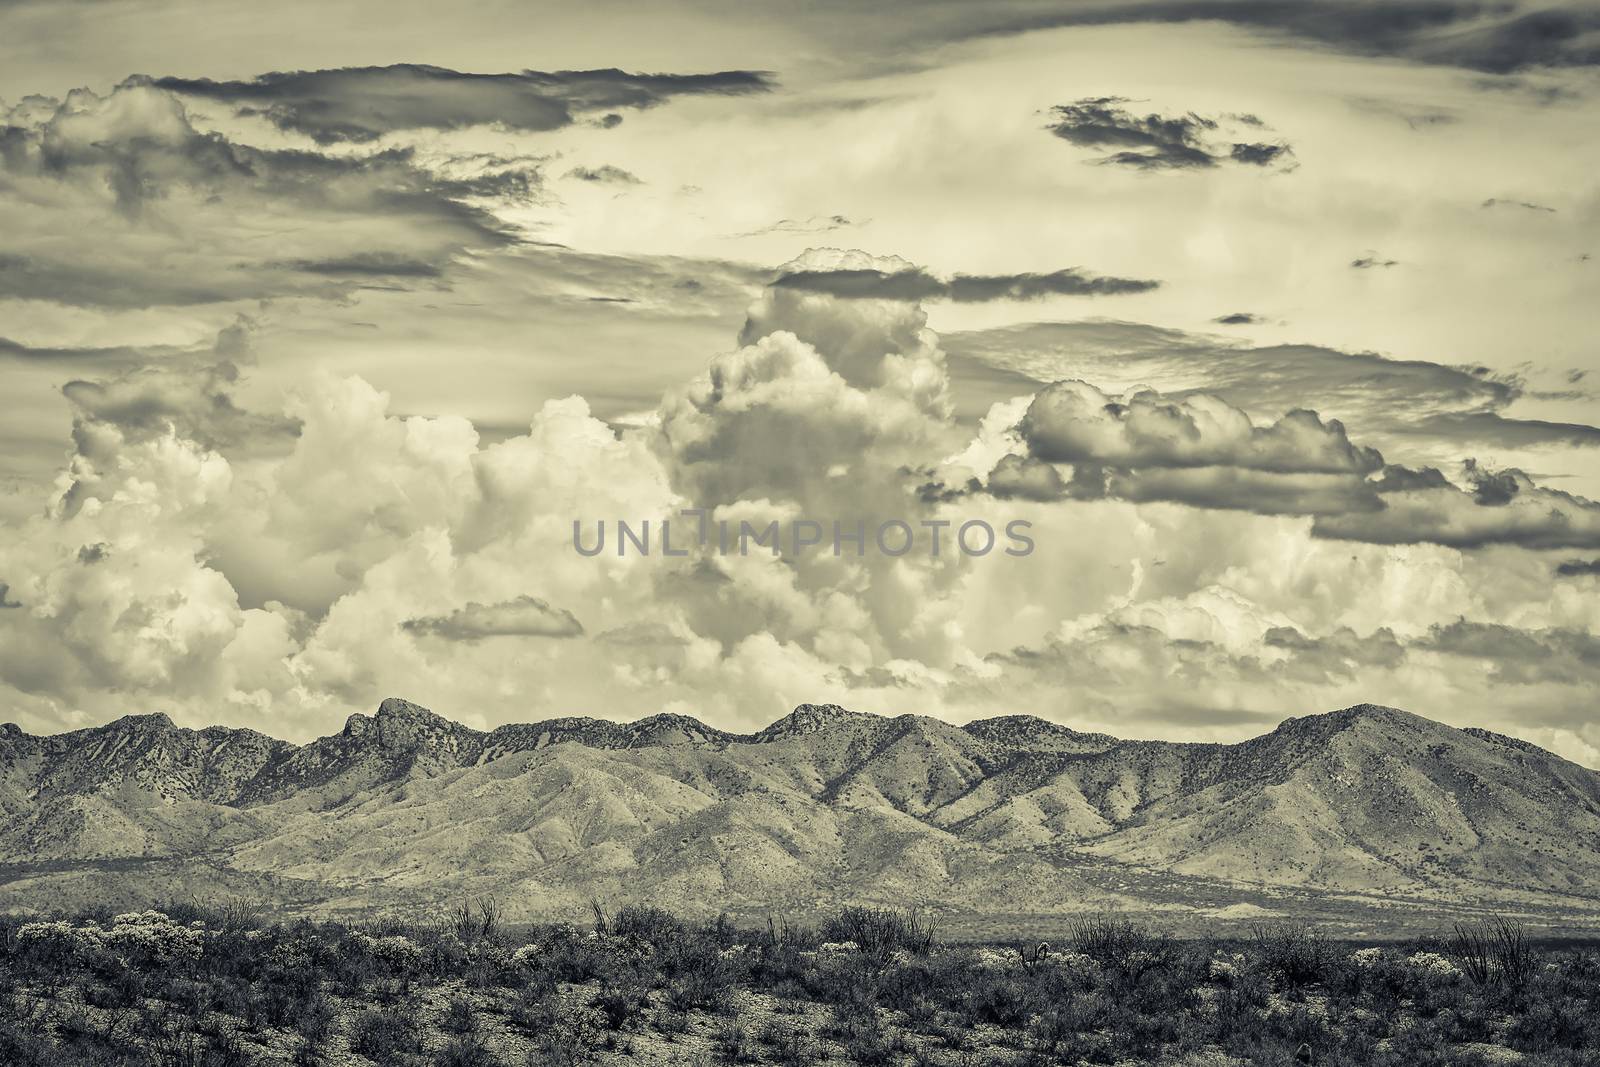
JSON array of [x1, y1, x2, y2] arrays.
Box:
[[565, 164, 642, 183], [1108, 466, 1384, 516], [738, 215, 856, 237], [1556, 558, 1600, 577], [1018, 380, 1384, 473], [983, 377, 1600, 540], [1312, 462, 1600, 549], [1213, 312, 1262, 324], [0, 84, 525, 309], [0, 248, 1596, 758], [1045, 97, 1292, 169], [1418, 620, 1600, 686], [0, 583, 19, 608], [942, 320, 1587, 458], [986, 453, 1069, 501], [147, 65, 774, 143], [770, 266, 1160, 302], [1483, 196, 1557, 212], [1351, 254, 1399, 268], [938, 1, 1600, 74], [401, 595, 584, 640]]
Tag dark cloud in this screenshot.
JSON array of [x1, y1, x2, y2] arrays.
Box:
[[1351, 254, 1398, 268], [1395, 411, 1600, 450], [937, 1, 1600, 74], [0, 583, 19, 609], [401, 595, 584, 640], [771, 266, 1160, 302], [1264, 625, 1408, 679], [1213, 312, 1261, 324], [565, 164, 642, 183], [1312, 462, 1600, 549], [275, 254, 446, 278], [1045, 97, 1292, 169], [1555, 558, 1600, 577], [986, 453, 1070, 501], [1418, 621, 1600, 686], [1483, 197, 1557, 211], [1109, 466, 1382, 516], [146, 65, 775, 144], [1229, 141, 1292, 165], [0, 336, 170, 364], [76, 543, 109, 565]]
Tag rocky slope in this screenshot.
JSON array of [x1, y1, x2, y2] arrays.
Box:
[[2, 699, 1598, 922]]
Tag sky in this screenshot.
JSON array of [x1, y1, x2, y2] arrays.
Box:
[[1, 0, 1598, 761]]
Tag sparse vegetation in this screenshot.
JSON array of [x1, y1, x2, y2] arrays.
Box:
[[0, 902, 1595, 1065]]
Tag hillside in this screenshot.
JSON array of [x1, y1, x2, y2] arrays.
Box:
[[2, 699, 1599, 928]]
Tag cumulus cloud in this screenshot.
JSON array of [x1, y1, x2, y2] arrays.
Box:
[[1, 247, 1597, 760], [1018, 381, 1383, 473], [402, 596, 584, 640], [148, 65, 774, 143], [1045, 97, 1292, 169], [1555, 558, 1600, 577], [943, 320, 1589, 457], [986, 453, 1069, 501]]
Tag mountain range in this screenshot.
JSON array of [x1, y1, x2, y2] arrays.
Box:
[[3, 699, 1599, 931]]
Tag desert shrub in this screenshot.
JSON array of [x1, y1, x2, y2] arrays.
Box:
[[1252, 923, 1333, 989], [1447, 917, 1536, 991], [451, 899, 504, 944], [349, 1005, 424, 1060], [960, 970, 1031, 1028], [436, 1033, 500, 1067], [820, 906, 936, 961], [442, 994, 478, 1034], [665, 969, 735, 1015], [294, 990, 335, 1046], [16, 921, 90, 970], [591, 977, 651, 1030], [715, 1019, 757, 1063], [607, 904, 685, 947], [839, 1019, 895, 1066], [1066, 915, 1179, 987], [756, 1021, 822, 1065]]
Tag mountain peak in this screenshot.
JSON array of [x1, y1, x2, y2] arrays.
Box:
[[100, 711, 175, 734], [756, 702, 871, 740], [623, 712, 727, 745], [961, 714, 1119, 753], [1274, 703, 1425, 734]]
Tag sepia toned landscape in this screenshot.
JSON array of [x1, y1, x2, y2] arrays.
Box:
[[4, 0, 1600, 1060]]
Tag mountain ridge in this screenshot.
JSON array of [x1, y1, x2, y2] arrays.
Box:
[[3, 698, 1599, 924]]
